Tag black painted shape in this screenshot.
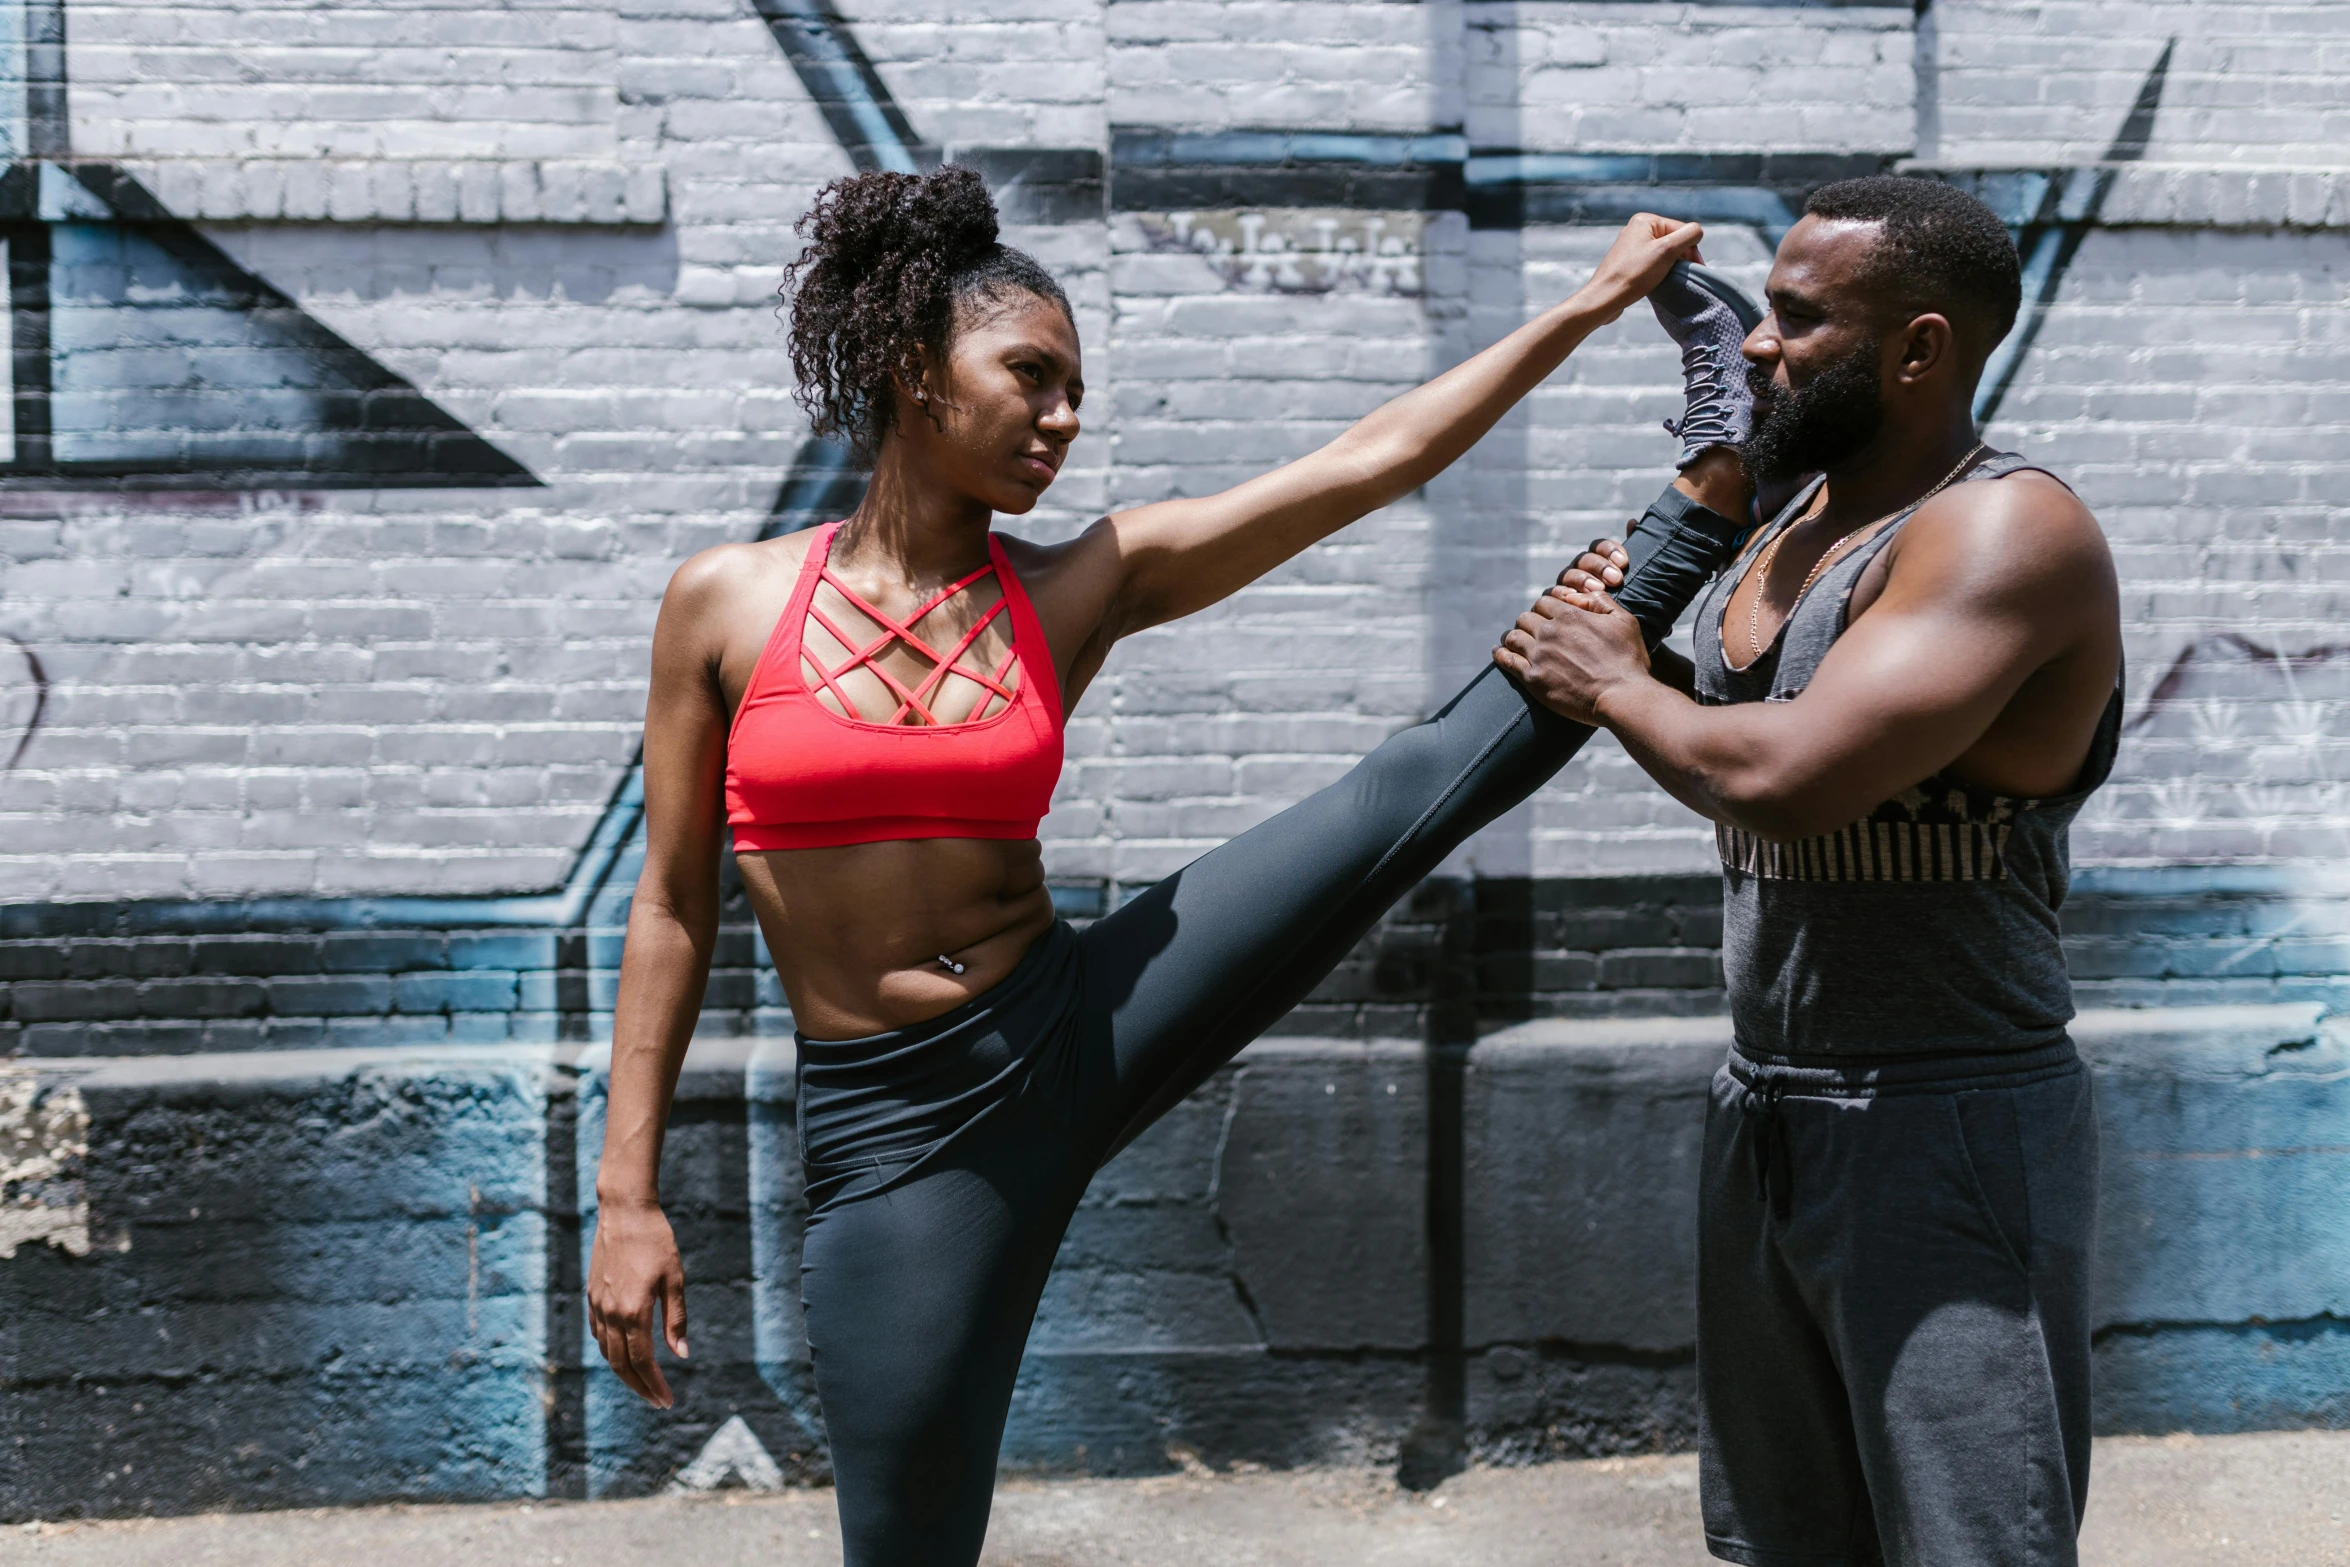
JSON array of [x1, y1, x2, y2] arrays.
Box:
[[947, 146, 1106, 225], [1109, 131, 1887, 226], [1971, 40, 2175, 425], [0, 634, 44, 771], [0, 163, 538, 490], [1113, 128, 1465, 213], [1120, 163, 1465, 214], [2105, 41, 2174, 162], [1399, 1052, 1470, 1490], [4, 211, 54, 474], [1469, 153, 1895, 231], [542, 1071, 590, 1500], [1401, 880, 1482, 1491], [1122, 164, 1464, 215], [761, 433, 868, 541], [23, 0, 67, 164], [745, 0, 938, 174]]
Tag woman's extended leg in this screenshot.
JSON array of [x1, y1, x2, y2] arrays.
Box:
[[1077, 482, 1741, 1157]]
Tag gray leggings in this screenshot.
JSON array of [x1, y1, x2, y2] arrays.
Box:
[[794, 486, 1740, 1565]]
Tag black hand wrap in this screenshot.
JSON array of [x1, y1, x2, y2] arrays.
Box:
[[1497, 477, 1746, 754], [1611, 481, 1746, 647]]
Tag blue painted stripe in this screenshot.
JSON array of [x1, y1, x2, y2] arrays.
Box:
[[0, 769, 645, 936], [1975, 223, 2067, 424], [1131, 130, 1470, 168], [1971, 40, 2173, 426], [1465, 153, 1696, 185], [2072, 865, 2350, 898], [746, 0, 935, 175]]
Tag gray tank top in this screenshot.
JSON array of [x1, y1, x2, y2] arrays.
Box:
[[1689, 450, 2122, 1059]]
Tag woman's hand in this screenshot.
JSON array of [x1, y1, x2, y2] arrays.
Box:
[[1559, 536, 1631, 596], [587, 1194, 690, 1407], [1572, 214, 1705, 324]]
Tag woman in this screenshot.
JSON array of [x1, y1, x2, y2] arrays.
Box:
[[587, 164, 1746, 1563]]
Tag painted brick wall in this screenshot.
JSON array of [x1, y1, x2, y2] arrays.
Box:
[[9, 0, 2342, 901], [1467, 0, 1912, 154], [2005, 227, 2350, 871], [1929, 0, 2350, 165], [7, 0, 2350, 1517], [1111, 0, 1456, 133], [67, 0, 626, 162]]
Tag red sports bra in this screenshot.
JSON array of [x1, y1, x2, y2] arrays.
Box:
[[724, 523, 1064, 851]]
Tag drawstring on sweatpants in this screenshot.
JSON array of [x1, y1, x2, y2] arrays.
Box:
[[1744, 1079, 1792, 1219]]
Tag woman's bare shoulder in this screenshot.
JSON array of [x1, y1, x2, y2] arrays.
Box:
[[994, 519, 1127, 604], [664, 529, 821, 614], [993, 520, 1126, 649]]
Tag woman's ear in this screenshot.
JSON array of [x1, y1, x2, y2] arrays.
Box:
[[894, 345, 948, 432]]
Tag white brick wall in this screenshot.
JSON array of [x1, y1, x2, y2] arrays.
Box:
[[862, 0, 1106, 148], [69, 0, 625, 161], [1932, 0, 2350, 166], [1072, 208, 1458, 884], [1110, 0, 1458, 133], [0, 0, 2344, 900], [1468, 1, 1912, 154], [2004, 227, 2350, 867]]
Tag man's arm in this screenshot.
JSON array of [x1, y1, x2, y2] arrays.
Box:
[[1495, 476, 2115, 841]]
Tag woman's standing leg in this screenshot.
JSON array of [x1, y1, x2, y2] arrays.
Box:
[[803, 1136, 1095, 1565]]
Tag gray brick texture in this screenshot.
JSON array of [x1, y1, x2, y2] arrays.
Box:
[[1, 0, 2345, 900]]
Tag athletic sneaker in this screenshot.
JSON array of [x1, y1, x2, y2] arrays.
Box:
[[1652, 261, 1764, 471]]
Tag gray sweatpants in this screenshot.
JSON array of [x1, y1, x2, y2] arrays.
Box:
[[1696, 1040, 2100, 1567]]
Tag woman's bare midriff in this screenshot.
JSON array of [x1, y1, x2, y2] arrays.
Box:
[[732, 836, 1059, 1040]]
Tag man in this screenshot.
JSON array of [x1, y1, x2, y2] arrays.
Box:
[[1496, 177, 2124, 1566]]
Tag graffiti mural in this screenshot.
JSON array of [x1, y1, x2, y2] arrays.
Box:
[[2100, 634, 2350, 864], [0, 631, 38, 768], [1948, 40, 2175, 425], [3, 0, 2349, 1520], [0, 0, 534, 488]]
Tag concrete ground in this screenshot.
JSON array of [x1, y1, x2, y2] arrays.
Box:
[[9, 1431, 2346, 1567]]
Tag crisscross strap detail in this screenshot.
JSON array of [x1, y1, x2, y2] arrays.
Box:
[[801, 557, 1022, 727]]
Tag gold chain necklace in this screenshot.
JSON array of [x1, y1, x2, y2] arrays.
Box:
[[1744, 442, 1986, 663]]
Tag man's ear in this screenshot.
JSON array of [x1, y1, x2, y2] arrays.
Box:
[[1896, 313, 1956, 385]]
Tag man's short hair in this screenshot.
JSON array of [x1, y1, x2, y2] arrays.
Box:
[[1803, 176, 2022, 348]]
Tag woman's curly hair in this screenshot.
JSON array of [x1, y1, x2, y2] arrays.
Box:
[[782, 164, 1072, 461]]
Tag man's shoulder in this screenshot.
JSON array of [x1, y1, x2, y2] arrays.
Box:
[[1900, 463, 2108, 581]]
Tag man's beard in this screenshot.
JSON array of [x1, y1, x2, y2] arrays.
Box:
[[1738, 343, 1886, 482]]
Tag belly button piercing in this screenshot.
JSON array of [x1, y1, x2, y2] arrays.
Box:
[[938, 954, 967, 975]]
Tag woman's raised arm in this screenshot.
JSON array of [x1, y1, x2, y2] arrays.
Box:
[[584, 549, 739, 1409], [1091, 213, 1703, 637]]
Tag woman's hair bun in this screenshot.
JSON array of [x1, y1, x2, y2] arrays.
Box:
[[783, 165, 1068, 461], [803, 164, 998, 281], [907, 164, 1000, 267]]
